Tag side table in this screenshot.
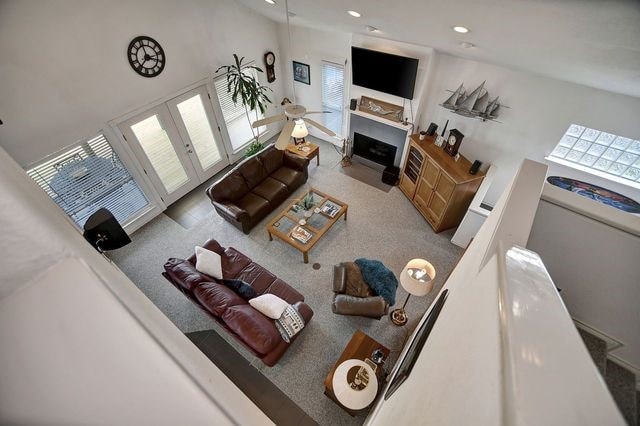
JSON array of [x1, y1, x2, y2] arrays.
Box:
[[324, 330, 390, 415], [286, 141, 320, 166]]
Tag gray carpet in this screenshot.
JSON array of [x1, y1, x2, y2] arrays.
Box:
[[111, 137, 462, 425]]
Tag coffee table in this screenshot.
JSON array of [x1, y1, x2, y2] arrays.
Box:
[[267, 188, 348, 263]]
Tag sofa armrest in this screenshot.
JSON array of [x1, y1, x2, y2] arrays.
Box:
[[283, 151, 310, 171], [292, 301, 314, 324], [212, 201, 248, 222], [332, 295, 389, 319], [333, 264, 347, 294]]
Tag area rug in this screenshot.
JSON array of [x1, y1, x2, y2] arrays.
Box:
[[111, 138, 462, 425]]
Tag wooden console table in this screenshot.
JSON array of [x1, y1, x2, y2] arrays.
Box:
[[324, 330, 389, 415], [399, 134, 485, 232]]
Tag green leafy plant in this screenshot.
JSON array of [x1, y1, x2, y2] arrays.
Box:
[[216, 54, 272, 157], [298, 193, 315, 211]]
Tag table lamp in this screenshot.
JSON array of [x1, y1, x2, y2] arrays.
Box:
[[291, 119, 308, 145], [390, 258, 436, 326], [332, 359, 378, 410]]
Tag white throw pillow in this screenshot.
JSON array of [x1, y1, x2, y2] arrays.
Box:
[[195, 246, 223, 280], [249, 294, 289, 319]]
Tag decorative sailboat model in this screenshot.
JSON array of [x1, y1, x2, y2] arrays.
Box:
[[441, 81, 506, 122]]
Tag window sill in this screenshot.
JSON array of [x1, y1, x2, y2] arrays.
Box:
[[544, 156, 640, 192], [231, 130, 270, 155]]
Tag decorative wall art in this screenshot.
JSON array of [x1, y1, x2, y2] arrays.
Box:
[[547, 176, 640, 214], [441, 81, 507, 122], [293, 61, 310, 85]]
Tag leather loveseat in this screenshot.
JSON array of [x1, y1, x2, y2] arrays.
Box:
[[206, 144, 309, 234], [163, 239, 313, 366]]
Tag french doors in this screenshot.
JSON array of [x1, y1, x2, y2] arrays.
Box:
[[119, 86, 228, 205]]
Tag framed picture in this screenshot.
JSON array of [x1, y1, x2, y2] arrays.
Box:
[[292, 61, 310, 85]]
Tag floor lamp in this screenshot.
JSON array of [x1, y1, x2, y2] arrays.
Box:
[[390, 258, 436, 326]]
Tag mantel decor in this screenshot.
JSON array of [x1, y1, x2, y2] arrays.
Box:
[[358, 96, 404, 123], [441, 81, 507, 122]]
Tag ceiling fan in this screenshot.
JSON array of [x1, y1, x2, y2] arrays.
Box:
[[252, 0, 336, 150], [252, 103, 336, 149]]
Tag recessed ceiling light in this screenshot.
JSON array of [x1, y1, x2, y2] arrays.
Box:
[[453, 26, 469, 33], [288, 11, 296, 17], [365, 25, 379, 32], [264, 0, 276, 4], [347, 10, 361, 18], [460, 42, 475, 48]]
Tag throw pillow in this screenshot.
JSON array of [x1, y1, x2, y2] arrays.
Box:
[[249, 293, 289, 319], [220, 279, 258, 301], [195, 246, 223, 280]]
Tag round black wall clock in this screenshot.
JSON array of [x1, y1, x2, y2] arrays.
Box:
[[128, 36, 165, 77]]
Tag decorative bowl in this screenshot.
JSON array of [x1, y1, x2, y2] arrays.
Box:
[[298, 219, 306, 225], [304, 210, 313, 218]]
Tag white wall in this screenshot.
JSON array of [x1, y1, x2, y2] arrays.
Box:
[[0, 0, 286, 167], [276, 23, 351, 140], [0, 145, 271, 424], [419, 54, 640, 206]]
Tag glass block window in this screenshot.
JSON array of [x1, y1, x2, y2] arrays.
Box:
[[27, 134, 149, 228], [550, 124, 640, 183]]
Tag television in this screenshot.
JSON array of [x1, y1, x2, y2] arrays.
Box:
[[351, 46, 419, 99], [384, 289, 449, 400]]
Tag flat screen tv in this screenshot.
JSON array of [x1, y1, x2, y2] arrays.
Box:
[[351, 46, 419, 99]]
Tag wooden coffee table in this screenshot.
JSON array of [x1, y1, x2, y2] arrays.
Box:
[[266, 188, 347, 263], [286, 141, 319, 166], [324, 330, 390, 415]]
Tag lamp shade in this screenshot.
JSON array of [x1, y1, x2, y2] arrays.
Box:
[[400, 258, 435, 297], [291, 119, 309, 138], [332, 359, 378, 410]]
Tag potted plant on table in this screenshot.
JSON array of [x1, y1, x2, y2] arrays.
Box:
[[216, 54, 272, 157]]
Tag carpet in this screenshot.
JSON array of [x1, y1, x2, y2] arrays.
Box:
[[111, 137, 462, 425]]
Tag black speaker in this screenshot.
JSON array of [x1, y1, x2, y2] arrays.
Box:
[[426, 122, 438, 136], [350, 99, 358, 110], [382, 165, 400, 185], [469, 160, 482, 175], [83, 208, 131, 253]]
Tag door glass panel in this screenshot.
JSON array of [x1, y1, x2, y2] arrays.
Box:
[[130, 114, 189, 193], [176, 94, 222, 170]]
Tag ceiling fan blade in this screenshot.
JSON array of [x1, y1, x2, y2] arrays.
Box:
[[275, 121, 295, 150], [302, 117, 336, 137], [304, 110, 331, 115], [252, 114, 285, 128]]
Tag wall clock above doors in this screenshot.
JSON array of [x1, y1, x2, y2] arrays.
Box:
[[128, 35, 165, 78]]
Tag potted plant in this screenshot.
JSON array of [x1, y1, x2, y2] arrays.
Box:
[[216, 54, 272, 157]]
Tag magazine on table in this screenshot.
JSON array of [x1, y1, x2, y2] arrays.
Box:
[[321, 202, 340, 218], [290, 226, 312, 243]]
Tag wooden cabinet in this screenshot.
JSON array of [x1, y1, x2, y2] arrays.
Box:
[[399, 134, 485, 233]]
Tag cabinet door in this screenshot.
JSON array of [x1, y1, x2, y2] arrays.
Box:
[[414, 176, 433, 209], [427, 191, 448, 221], [423, 159, 440, 188], [435, 172, 455, 200]]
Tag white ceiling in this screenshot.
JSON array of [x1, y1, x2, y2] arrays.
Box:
[[236, 0, 640, 98]]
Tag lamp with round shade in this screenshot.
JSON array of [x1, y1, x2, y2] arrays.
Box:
[[291, 119, 309, 145], [390, 258, 436, 326]]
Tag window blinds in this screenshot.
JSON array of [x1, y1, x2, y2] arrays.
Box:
[[27, 134, 149, 228], [321, 61, 345, 111], [321, 61, 345, 135]]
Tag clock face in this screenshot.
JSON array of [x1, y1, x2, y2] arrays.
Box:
[[128, 36, 165, 78], [265, 52, 275, 66], [448, 135, 456, 145]]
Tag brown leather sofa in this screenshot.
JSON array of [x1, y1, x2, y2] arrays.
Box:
[[163, 239, 313, 366], [332, 263, 389, 319], [206, 144, 309, 234]]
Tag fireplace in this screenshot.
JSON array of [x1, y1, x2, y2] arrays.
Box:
[[353, 132, 397, 167]]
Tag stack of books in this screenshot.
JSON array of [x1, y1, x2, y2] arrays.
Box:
[[321, 203, 340, 218]]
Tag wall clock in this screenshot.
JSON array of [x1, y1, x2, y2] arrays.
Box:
[[264, 51, 276, 83], [128, 36, 165, 78], [444, 129, 465, 157]]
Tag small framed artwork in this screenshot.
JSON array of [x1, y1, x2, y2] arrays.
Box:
[[292, 61, 310, 85]]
